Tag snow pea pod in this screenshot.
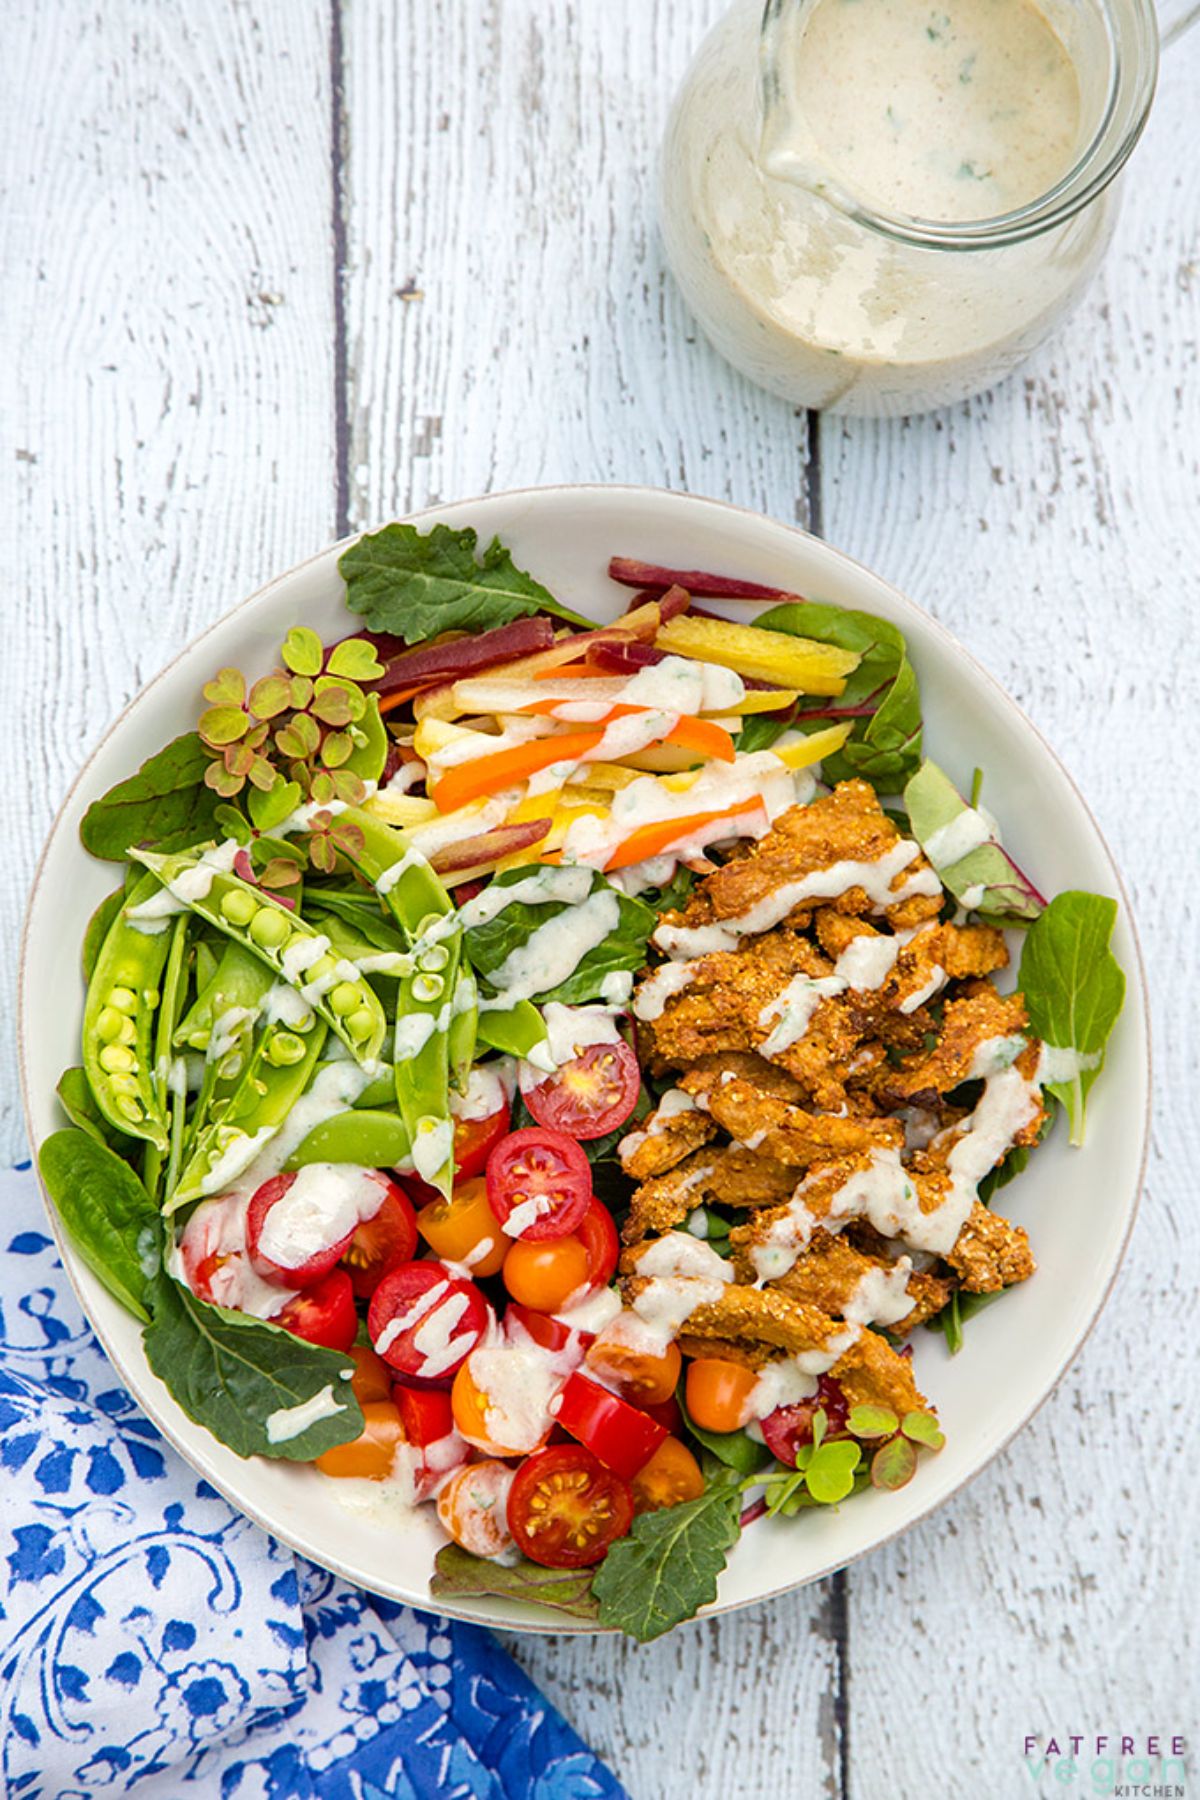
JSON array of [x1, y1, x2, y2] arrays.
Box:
[[330, 807, 465, 1196], [448, 965, 478, 1095], [284, 1107, 411, 1171], [144, 912, 192, 1199], [83, 872, 174, 1152], [476, 998, 550, 1062], [174, 939, 279, 1055], [168, 1017, 329, 1212], [131, 845, 386, 1066]]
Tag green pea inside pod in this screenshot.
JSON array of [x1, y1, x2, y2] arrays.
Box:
[[81, 871, 175, 1152], [130, 845, 387, 1068]]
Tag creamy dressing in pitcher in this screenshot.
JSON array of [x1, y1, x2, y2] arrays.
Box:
[[660, 0, 1115, 413], [795, 0, 1081, 221]]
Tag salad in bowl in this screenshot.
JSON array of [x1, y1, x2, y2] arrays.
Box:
[[33, 514, 1128, 1640]]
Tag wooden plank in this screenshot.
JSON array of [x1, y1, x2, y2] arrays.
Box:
[[818, 36, 1200, 1793], [0, 0, 337, 1160], [337, 4, 837, 1793], [338, 0, 813, 529]]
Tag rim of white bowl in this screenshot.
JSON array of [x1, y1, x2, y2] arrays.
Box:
[[17, 483, 1152, 1636]]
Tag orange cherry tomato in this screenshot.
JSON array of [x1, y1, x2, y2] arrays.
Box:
[[451, 1353, 555, 1457], [314, 1401, 403, 1480], [630, 1436, 706, 1514], [685, 1357, 759, 1433], [416, 1177, 506, 1277], [437, 1459, 515, 1558], [585, 1335, 681, 1406], [348, 1343, 393, 1405], [503, 1234, 591, 1312]]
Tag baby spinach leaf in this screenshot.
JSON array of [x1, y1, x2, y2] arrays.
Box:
[[56, 1068, 120, 1147], [904, 759, 1045, 924], [754, 602, 923, 787], [80, 732, 222, 861], [143, 1271, 363, 1460], [1018, 890, 1125, 1145], [430, 1545, 601, 1622], [464, 869, 655, 1006], [592, 1476, 742, 1641], [340, 522, 594, 645], [37, 1129, 160, 1321]]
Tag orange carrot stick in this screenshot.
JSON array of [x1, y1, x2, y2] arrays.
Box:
[[603, 800, 767, 872], [429, 729, 606, 814]]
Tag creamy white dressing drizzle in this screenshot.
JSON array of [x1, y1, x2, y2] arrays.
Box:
[[654, 837, 941, 960], [265, 1384, 348, 1445], [256, 1163, 385, 1269]]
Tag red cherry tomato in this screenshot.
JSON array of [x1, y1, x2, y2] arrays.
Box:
[[506, 1443, 634, 1568], [247, 1169, 396, 1288], [522, 1038, 641, 1141], [453, 1098, 512, 1180], [276, 1269, 358, 1352], [341, 1180, 418, 1298], [554, 1371, 668, 1481], [761, 1375, 851, 1468], [576, 1198, 619, 1290], [486, 1128, 592, 1241], [367, 1261, 490, 1384], [393, 1383, 456, 1448], [504, 1301, 593, 1355]]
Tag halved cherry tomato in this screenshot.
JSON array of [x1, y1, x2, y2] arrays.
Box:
[[576, 1197, 619, 1289], [522, 1039, 641, 1141], [451, 1357, 554, 1457], [415, 1177, 506, 1276], [393, 1382, 455, 1447], [348, 1343, 393, 1404], [630, 1436, 705, 1513], [554, 1371, 668, 1480], [486, 1128, 592, 1241], [585, 1335, 681, 1406], [506, 1443, 634, 1568], [761, 1375, 851, 1468], [685, 1357, 758, 1433], [315, 1400, 403, 1479], [504, 1300, 594, 1358], [453, 1098, 511, 1180], [246, 1171, 357, 1287], [503, 1235, 591, 1312], [341, 1180, 418, 1298], [367, 1261, 490, 1383], [276, 1268, 358, 1353], [437, 1460, 515, 1559]]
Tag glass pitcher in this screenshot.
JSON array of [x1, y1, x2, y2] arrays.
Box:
[[660, 0, 1183, 416]]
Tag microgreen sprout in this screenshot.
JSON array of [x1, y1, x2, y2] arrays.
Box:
[[197, 630, 384, 804], [846, 1404, 899, 1439], [869, 1435, 917, 1491]]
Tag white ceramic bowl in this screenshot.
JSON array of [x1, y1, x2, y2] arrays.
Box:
[[19, 485, 1149, 1633]]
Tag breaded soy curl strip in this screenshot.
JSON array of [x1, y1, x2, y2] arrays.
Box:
[[130, 844, 387, 1066], [83, 871, 175, 1152]]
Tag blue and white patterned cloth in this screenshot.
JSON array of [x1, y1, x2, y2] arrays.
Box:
[[0, 1163, 626, 1800]]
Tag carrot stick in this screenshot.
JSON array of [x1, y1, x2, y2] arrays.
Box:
[[604, 800, 767, 871]]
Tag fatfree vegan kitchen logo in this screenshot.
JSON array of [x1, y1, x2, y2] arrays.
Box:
[[1023, 1735, 1187, 1794]]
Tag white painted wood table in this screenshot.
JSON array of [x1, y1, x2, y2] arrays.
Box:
[[3, 4, 1197, 1795]]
